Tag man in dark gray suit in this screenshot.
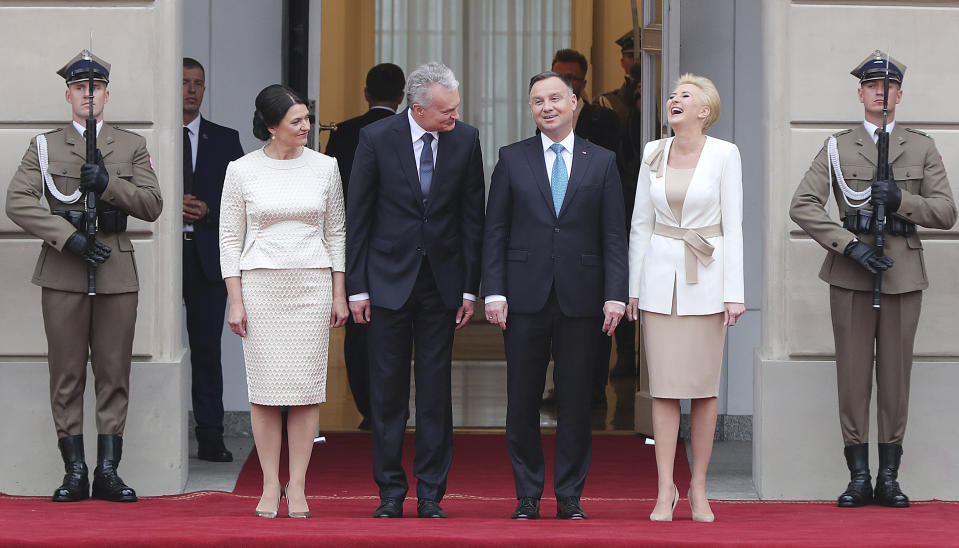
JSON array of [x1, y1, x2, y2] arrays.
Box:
[[346, 62, 485, 519], [483, 72, 627, 520]]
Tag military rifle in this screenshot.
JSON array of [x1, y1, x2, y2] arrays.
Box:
[[871, 53, 893, 309], [85, 55, 99, 295]]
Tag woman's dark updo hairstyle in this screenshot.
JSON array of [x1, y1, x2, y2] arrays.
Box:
[[252, 84, 307, 141]]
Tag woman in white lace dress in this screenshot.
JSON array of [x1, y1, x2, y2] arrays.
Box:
[[219, 84, 348, 518]]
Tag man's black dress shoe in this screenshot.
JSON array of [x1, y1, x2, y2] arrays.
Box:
[[197, 438, 233, 462], [510, 497, 540, 519], [373, 497, 403, 518], [417, 499, 448, 518], [556, 496, 587, 520]]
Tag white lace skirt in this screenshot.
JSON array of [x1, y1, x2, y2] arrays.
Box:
[[240, 268, 332, 406]]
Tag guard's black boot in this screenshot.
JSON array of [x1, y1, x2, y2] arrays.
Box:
[[875, 443, 910, 507], [91, 434, 137, 502], [52, 435, 89, 502], [837, 443, 872, 507]]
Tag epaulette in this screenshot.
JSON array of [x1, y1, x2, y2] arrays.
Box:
[[832, 128, 853, 138], [110, 124, 141, 136], [42, 127, 64, 136], [905, 127, 929, 138]]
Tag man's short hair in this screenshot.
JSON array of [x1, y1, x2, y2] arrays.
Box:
[[366, 63, 406, 102], [528, 71, 574, 95], [551, 49, 588, 77], [406, 62, 459, 108], [183, 57, 205, 76]]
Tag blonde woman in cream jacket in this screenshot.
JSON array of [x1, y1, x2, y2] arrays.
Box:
[[625, 74, 744, 523]]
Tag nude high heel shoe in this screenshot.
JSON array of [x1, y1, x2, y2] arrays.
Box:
[[285, 482, 311, 518], [649, 484, 679, 521], [689, 489, 715, 522], [255, 485, 283, 518]]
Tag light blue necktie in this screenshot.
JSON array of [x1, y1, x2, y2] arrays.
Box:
[[550, 143, 568, 215], [419, 133, 434, 201]]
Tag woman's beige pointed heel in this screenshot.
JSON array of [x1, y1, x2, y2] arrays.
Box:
[[650, 484, 679, 521], [255, 486, 283, 518], [689, 489, 715, 522], [285, 482, 311, 518]]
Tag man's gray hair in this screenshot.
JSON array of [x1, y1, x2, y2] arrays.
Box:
[[406, 62, 459, 108]]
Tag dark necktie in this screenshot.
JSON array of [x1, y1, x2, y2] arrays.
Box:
[[419, 133, 434, 200], [183, 126, 194, 195]]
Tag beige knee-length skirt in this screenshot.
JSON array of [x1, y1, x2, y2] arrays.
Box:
[[240, 268, 332, 406], [641, 287, 727, 399]]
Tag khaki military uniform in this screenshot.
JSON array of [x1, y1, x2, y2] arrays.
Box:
[[790, 123, 956, 445], [598, 77, 635, 128], [5, 123, 163, 438]]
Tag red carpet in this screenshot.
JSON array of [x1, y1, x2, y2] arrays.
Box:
[[232, 432, 685, 499], [1, 433, 957, 547]]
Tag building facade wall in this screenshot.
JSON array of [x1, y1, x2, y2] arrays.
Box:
[[756, 0, 959, 500], [0, 0, 186, 496]]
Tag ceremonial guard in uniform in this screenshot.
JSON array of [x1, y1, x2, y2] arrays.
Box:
[[5, 50, 163, 502], [790, 51, 956, 508]]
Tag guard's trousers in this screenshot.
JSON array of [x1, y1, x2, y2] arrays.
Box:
[[829, 286, 921, 446], [41, 287, 138, 438]]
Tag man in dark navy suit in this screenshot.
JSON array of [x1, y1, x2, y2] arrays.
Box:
[[346, 62, 485, 519], [483, 72, 627, 520], [182, 57, 244, 462], [326, 63, 405, 431]]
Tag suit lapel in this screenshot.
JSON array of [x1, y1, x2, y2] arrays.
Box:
[[653, 137, 680, 226], [853, 125, 877, 167], [392, 111, 424, 209], [65, 124, 87, 162], [431, 127, 455, 212], [523, 137, 555, 217], [888, 124, 906, 165], [194, 118, 207, 175], [66, 123, 115, 162], [559, 135, 593, 217], [97, 124, 116, 161]]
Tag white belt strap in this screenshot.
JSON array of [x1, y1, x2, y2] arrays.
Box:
[[37, 135, 82, 204]]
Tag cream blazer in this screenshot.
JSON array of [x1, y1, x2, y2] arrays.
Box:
[[219, 147, 346, 278], [628, 136, 744, 315]]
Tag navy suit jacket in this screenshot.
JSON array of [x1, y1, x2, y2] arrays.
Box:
[[482, 134, 627, 317], [191, 117, 244, 281], [346, 110, 485, 310], [325, 108, 395, 194]]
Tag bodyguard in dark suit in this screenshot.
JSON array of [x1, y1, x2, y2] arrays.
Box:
[[551, 48, 626, 403], [326, 63, 405, 430], [483, 72, 627, 520], [346, 62, 485, 519], [182, 58, 244, 462]]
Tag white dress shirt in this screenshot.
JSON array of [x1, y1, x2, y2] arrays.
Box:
[[183, 115, 202, 233], [348, 110, 475, 303], [184, 114, 201, 170], [863, 120, 896, 144], [72, 120, 103, 138]]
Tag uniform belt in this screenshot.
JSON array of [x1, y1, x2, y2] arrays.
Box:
[[653, 222, 722, 284]]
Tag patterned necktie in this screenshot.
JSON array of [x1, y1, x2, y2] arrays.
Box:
[[419, 132, 434, 200], [550, 143, 568, 215], [183, 126, 194, 195]]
